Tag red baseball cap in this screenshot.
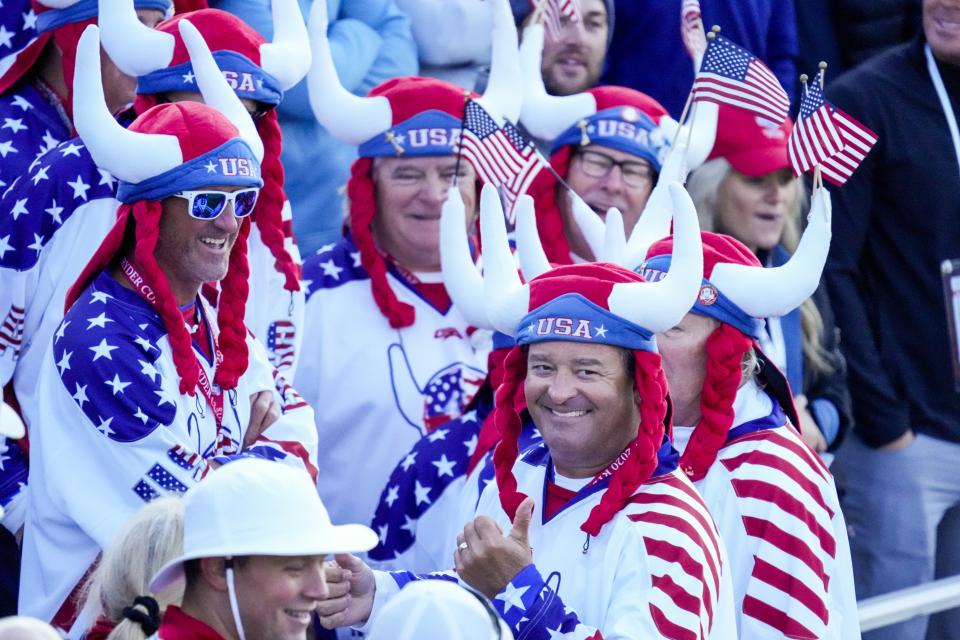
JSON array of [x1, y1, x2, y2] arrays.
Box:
[[707, 104, 792, 177]]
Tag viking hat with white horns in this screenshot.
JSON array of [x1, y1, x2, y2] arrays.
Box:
[[98, 0, 308, 292], [480, 180, 704, 536], [518, 21, 718, 266], [0, 0, 171, 102], [639, 188, 832, 479], [68, 23, 263, 400], [305, 0, 521, 328]]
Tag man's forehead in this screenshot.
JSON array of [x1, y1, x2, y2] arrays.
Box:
[[580, 143, 651, 165], [528, 340, 622, 361], [375, 155, 462, 172], [581, 0, 609, 19]]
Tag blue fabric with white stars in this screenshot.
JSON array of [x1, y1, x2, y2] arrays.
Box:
[[0, 84, 71, 191], [136, 51, 283, 107], [0, 436, 27, 510], [52, 271, 177, 443], [368, 391, 494, 562], [302, 234, 370, 299], [548, 106, 667, 170], [0, 135, 118, 271], [116, 137, 262, 203]]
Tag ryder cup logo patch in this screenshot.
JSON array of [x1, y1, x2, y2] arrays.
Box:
[[698, 284, 718, 305]]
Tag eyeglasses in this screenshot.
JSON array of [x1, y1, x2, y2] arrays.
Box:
[[171, 188, 260, 220], [575, 150, 655, 187]]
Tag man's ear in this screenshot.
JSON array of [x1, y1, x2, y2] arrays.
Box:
[[198, 556, 230, 593]]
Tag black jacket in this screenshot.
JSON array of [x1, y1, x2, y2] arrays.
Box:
[[825, 35, 960, 447]]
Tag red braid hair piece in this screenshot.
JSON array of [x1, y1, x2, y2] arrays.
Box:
[[253, 110, 301, 292], [491, 346, 530, 521], [679, 323, 754, 481], [131, 201, 201, 396], [581, 349, 668, 536], [213, 217, 252, 390], [347, 157, 416, 328], [527, 148, 574, 265]]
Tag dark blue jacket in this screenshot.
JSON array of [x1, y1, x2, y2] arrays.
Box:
[[826, 35, 960, 447], [601, 0, 798, 117]]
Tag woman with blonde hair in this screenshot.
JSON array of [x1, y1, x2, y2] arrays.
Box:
[[686, 105, 852, 452], [79, 497, 184, 640]]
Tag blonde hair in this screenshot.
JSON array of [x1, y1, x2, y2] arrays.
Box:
[[80, 497, 185, 640], [687, 159, 834, 378]]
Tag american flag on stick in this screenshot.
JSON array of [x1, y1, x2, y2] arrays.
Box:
[[457, 101, 544, 210], [818, 107, 878, 186], [530, 0, 582, 41], [499, 121, 548, 224], [691, 33, 790, 124], [457, 100, 547, 224], [788, 78, 843, 176]]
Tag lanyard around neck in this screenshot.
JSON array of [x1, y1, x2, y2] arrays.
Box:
[[926, 44, 960, 177]]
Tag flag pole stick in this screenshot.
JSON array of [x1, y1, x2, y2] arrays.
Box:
[[814, 62, 827, 190], [453, 94, 470, 187], [672, 25, 718, 148]]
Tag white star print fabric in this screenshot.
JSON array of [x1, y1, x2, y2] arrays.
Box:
[[295, 235, 488, 528], [18, 270, 318, 624]]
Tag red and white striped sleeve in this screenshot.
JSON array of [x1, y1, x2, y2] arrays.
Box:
[[715, 426, 858, 639]]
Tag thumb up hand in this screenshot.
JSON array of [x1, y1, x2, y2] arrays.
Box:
[[455, 497, 536, 599]]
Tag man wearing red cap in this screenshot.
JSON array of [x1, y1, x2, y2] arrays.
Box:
[[0, 0, 168, 187], [517, 21, 717, 268], [640, 209, 860, 638], [19, 26, 317, 630], [295, 0, 521, 529], [315, 184, 737, 639]]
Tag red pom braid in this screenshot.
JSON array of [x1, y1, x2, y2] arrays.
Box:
[[492, 346, 670, 537], [347, 157, 416, 329], [130, 201, 201, 395], [212, 216, 252, 390], [527, 147, 574, 265], [128, 201, 252, 395], [679, 322, 755, 481], [251, 110, 301, 292]]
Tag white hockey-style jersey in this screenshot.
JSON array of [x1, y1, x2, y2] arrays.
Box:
[[296, 236, 488, 526], [0, 137, 306, 526], [673, 380, 860, 639], [19, 271, 318, 625], [373, 439, 737, 639]]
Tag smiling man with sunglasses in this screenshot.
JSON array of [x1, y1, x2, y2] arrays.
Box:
[[17, 28, 318, 631]]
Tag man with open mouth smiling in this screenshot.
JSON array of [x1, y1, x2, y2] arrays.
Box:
[[19, 28, 318, 630], [149, 458, 377, 640], [294, 0, 520, 533]]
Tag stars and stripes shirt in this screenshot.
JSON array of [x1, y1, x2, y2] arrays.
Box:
[[370, 439, 737, 639], [673, 380, 860, 640], [0, 83, 71, 190], [18, 271, 318, 625], [368, 392, 542, 573], [296, 235, 488, 528]]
